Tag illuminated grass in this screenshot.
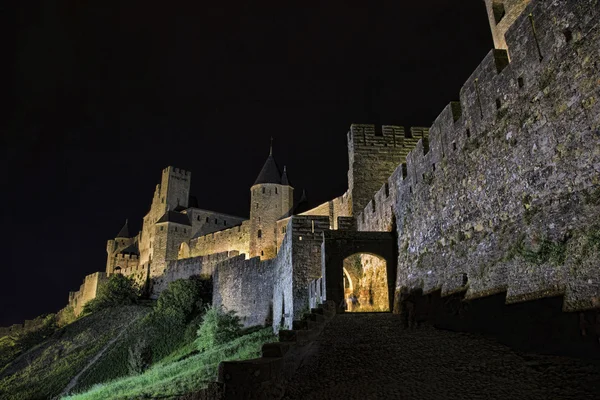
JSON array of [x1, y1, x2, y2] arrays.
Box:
[[63, 327, 275, 400]]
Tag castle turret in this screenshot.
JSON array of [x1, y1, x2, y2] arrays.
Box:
[[106, 220, 138, 275], [484, 0, 532, 53], [249, 142, 294, 259]]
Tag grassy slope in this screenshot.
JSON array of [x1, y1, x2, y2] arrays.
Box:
[[0, 306, 150, 400], [64, 328, 275, 400]]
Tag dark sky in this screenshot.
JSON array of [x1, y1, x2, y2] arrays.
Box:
[[1, 1, 492, 326]]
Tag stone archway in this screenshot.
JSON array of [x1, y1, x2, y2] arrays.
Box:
[[343, 253, 389, 312], [321, 231, 397, 313]]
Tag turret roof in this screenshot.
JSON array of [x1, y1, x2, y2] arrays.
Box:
[[116, 220, 130, 238], [156, 211, 192, 226], [281, 165, 291, 186], [253, 144, 282, 185], [119, 243, 139, 255]]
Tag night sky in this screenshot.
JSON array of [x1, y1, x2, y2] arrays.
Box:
[[2, 1, 492, 326]]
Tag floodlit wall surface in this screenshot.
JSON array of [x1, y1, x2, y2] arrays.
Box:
[[67, 272, 107, 316], [358, 0, 600, 311], [152, 251, 237, 296]]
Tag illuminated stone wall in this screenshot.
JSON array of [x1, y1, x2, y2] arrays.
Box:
[[358, 0, 600, 312], [67, 272, 107, 316], [347, 124, 428, 217], [184, 208, 246, 238], [213, 255, 276, 327], [152, 251, 236, 296], [188, 221, 250, 258], [484, 0, 533, 52], [295, 192, 352, 230]]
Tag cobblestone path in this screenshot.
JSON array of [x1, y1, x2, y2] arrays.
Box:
[[283, 313, 600, 400]]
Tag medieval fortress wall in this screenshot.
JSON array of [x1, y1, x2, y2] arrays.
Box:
[[3, 0, 598, 336], [358, 0, 600, 311]]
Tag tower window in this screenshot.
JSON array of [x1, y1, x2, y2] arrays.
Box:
[[224, 220, 227, 226], [262, 187, 266, 194], [197, 216, 200, 221], [206, 217, 209, 223], [518, 76, 525, 88], [496, 98, 502, 110], [453, 142, 457, 151], [174, 227, 177, 232], [261, 251, 264, 256], [275, 187, 278, 194], [466, 129, 471, 138], [215, 219, 218, 224], [258, 229, 262, 238], [384, 183, 390, 198]]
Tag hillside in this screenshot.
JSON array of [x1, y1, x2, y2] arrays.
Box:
[[0, 305, 150, 400]]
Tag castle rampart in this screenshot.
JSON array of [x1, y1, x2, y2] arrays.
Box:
[[357, 0, 600, 311], [187, 221, 250, 258]]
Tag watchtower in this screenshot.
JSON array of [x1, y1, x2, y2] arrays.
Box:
[[249, 144, 294, 260], [347, 124, 428, 216]]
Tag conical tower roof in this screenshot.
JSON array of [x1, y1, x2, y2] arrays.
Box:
[[253, 140, 282, 185], [281, 165, 291, 186], [116, 220, 130, 238]]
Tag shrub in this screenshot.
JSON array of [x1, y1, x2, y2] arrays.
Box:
[[196, 306, 242, 352], [83, 274, 140, 314], [127, 339, 152, 375], [155, 278, 205, 325]]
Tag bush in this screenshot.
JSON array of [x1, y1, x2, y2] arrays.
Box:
[[83, 274, 140, 314], [156, 278, 205, 325], [127, 339, 152, 375], [196, 306, 242, 352]]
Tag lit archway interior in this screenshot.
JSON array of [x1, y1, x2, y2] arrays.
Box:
[[342, 253, 389, 312]]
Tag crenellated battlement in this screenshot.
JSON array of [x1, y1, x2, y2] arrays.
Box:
[[358, 0, 600, 311], [162, 166, 191, 177]]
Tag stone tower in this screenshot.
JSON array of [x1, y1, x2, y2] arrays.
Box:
[[249, 144, 294, 260], [139, 167, 191, 266], [105, 220, 138, 275], [347, 124, 428, 216], [484, 0, 532, 52]]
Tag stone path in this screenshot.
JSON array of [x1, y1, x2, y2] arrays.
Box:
[[283, 313, 600, 400]]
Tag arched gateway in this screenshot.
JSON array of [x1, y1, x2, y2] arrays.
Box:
[[320, 230, 397, 312]]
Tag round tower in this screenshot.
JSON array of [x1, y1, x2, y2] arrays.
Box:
[[249, 142, 294, 260]]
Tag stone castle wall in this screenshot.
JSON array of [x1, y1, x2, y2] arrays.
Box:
[[184, 209, 246, 238], [213, 255, 277, 328], [152, 251, 237, 296], [187, 221, 250, 258], [67, 271, 107, 316], [358, 0, 600, 311], [212, 215, 331, 331]]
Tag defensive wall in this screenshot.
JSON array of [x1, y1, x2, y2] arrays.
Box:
[[152, 251, 237, 295], [357, 0, 600, 312], [67, 272, 107, 316], [213, 216, 331, 331], [0, 316, 48, 338], [187, 221, 250, 259]]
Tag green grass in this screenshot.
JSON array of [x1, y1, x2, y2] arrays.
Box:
[[0, 306, 149, 400], [63, 328, 275, 400]]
